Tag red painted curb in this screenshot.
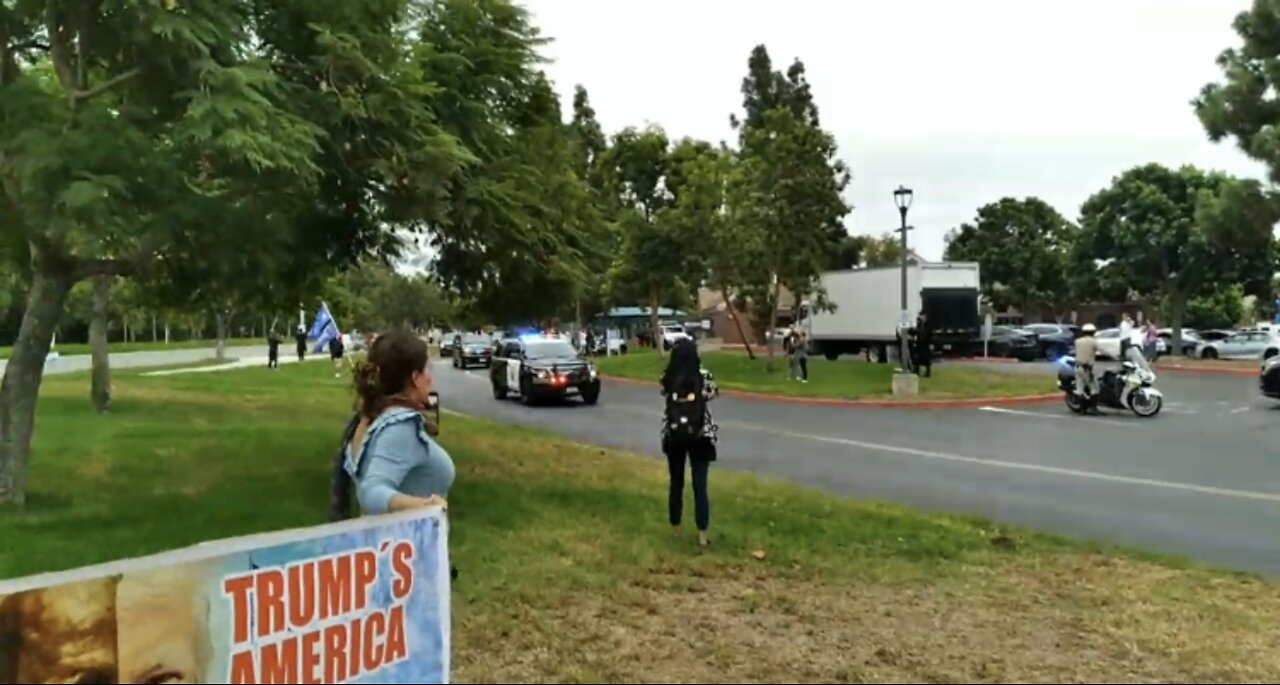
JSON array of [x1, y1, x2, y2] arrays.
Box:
[[600, 375, 1059, 409]]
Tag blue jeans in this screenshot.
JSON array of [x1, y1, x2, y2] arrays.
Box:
[[664, 440, 714, 531]]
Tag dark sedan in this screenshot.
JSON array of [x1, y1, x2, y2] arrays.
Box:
[[1262, 356, 1280, 399], [453, 333, 496, 369], [984, 325, 1040, 362], [1022, 323, 1078, 360]]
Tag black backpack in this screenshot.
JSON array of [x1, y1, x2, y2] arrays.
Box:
[[665, 388, 706, 442]]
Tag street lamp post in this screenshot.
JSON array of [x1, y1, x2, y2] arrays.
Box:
[[892, 186, 918, 396]]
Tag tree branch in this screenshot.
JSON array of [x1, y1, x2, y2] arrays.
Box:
[[74, 236, 164, 279], [72, 68, 141, 103]]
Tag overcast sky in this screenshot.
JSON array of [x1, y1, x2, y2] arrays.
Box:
[[524, 0, 1270, 261]]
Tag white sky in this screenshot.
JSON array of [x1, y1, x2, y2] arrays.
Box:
[[525, 0, 1270, 260]]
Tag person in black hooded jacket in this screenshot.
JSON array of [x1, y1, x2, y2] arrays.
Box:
[[660, 338, 719, 547]]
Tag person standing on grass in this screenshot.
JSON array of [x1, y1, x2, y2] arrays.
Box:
[[295, 325, 308, 361], [333, 330, 452, 518], [660, 337, 719, 547], [329, 333, 346, 378], [267, 330, 281, 369], [913, 312, 933, 378]]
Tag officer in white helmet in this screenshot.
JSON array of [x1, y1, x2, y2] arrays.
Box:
[[1074, 323, 1099, 408]]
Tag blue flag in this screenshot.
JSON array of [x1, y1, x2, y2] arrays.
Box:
[[1274, 298, 1280, 324], [309, 302, 340, 353]]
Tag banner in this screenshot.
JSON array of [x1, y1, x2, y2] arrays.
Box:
[[0, 508, 450, 685]]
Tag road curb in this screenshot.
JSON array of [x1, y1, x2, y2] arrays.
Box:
[[1157, 364, 1258, 378], [600, 375, 1059, 409]]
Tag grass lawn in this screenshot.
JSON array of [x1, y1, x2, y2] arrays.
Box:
[[596, 350, 1051, 401], [1, 363, 1276, 682], [0, 337, 260, 359]]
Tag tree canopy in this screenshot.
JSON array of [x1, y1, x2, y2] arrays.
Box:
[[944, 197, 1076, 316], [1076, 163, 1279, 352]]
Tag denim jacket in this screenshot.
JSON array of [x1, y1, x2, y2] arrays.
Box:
[[343, 407, 455, 515]]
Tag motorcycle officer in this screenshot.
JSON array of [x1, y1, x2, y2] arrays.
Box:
[[1074, 323, 1099, 411]]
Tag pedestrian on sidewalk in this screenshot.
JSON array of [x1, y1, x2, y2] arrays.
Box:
[[660, 337, 719, 547]]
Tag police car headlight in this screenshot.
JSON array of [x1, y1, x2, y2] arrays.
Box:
[[589, 367, 598, 378], [536, 369, 550, 380]]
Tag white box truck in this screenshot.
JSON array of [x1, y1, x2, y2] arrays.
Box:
[[797, 262, 982, 361]]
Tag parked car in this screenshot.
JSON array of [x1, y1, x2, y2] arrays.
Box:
[[1094, 327, 1124, 360], [1262, 355, 1280, 399], [985, 325, 1039, 361], [1157, 328, 1200, 357], [660, 323, 690, 350], [1196, 330, 1280, 360], [1022, 323, 1078, 360]]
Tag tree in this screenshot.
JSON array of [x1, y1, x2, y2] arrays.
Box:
[[1077, 164, 1280, 355], [0, 0, 477, 506], [1184, 283, 1246, 330], [732, 106, 851, 366], [1195, 1, 1280, 183], [566, 85, 617, 328], [860, 234, 905, 268], [730, 46, 851, 366], [602, 126, 681, 356], [943, 197, 1076, 317]]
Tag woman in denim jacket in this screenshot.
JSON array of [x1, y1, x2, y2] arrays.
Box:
[[340, 330, 454, 516]]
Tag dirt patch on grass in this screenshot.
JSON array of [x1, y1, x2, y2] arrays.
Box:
[[455, 555, 1278, 684]]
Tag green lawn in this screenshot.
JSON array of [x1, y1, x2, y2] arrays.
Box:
[[596, 350, 1051, 400], [0, 337, 260, 359], [1, 363, 1275, 682]]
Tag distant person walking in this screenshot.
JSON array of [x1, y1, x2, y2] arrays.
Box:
[[330, 334, 346, 378], [660, 338, 719, 547], [267, 330, 281, 369], [295, 325, 308, 361], [1119, 314, 1134, 358]]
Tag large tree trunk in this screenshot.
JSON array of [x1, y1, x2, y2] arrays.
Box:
[[164, 321, 170, 344], [649, 288, 664, 359], [0, 268, 74, 506], [90, 275, 112, 413], [722, 288, 755, 360], [152, 314, 158, 342], [215, 311, 229, 362]]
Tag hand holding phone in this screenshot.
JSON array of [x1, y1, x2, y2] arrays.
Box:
[[424, 391, 441, 436]]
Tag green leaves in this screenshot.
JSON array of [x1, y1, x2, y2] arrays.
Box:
[[1076, 163, 1278, 346], [1196, 1, 1280, 181], [944, 197, 1076, 314]]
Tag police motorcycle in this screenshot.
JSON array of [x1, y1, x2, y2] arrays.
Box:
[[1056, 346, 1163, 418]]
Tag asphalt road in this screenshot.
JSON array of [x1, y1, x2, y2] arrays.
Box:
[[432, 357, 1280, 575]]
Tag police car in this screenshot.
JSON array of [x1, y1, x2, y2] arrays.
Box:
[[490, 333, 601, 405]]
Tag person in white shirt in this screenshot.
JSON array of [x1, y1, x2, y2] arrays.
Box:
[[1119, 314, 1134, 358]]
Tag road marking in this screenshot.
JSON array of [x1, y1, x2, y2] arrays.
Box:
[[977, 405, 1137, 427], [1230, 406, 1251, 414], [734, 423, 1280, 504], [595, 405, 1275, 504]]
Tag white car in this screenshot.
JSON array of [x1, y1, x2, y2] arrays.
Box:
[[660, 324, 689, 350], [1196, 330, 1280, 360], [1095, 328, 1123, 360]]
